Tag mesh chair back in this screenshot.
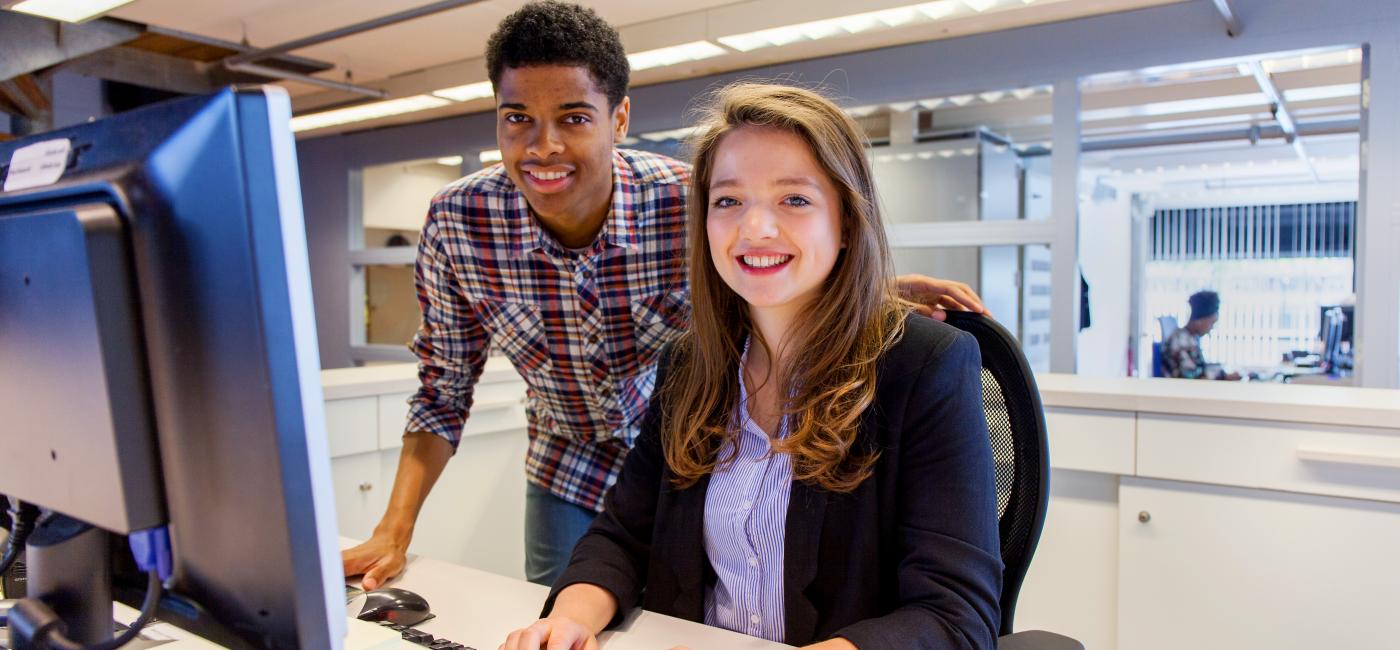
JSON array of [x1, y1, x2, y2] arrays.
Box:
[[943, 312, 1050, 636]]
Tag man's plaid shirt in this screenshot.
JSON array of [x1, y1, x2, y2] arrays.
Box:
[[406, 149, 691, 512]]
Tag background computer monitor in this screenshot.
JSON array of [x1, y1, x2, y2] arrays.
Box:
[[0, 87, 343, 648]]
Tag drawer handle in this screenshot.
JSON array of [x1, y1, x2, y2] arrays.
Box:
[[1296, 447, 1400, 470]]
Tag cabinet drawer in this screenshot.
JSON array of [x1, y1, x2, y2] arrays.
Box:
[[1137, 414, 1400, 503], [1044, 407, 1135, 474], [377, 392, 413, 450], [325, 397, 378, 458], [376, 382, 528, 450]]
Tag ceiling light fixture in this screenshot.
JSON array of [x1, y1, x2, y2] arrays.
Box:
[[628, 40, 728, 72], [639, 126, 701, 142], [436, 156, 463, 166], [290, 95, 451, 133], [479, 150, 502, 164], [4, 0, 135, 23], [432, 81, 493, 102], [962, 0, 1000, 12], [717, 0, 961, 53]]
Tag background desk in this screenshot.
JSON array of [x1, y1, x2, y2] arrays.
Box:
[[361, 545, 791, 650]]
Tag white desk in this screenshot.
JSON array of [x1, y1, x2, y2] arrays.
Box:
[[360, 544, 792, 650]]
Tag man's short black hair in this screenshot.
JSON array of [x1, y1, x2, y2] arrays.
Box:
[[486, 1, 630, 108], [1188, 290, 1221, 321]]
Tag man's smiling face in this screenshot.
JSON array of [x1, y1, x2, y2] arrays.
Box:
[[495, 64, 630, 244]]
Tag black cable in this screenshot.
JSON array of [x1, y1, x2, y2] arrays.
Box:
[[0, 497, 40, 576], [32, 570, 162, 650]]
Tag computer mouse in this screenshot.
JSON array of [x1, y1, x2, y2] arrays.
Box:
[[356, 587, 435, 627]]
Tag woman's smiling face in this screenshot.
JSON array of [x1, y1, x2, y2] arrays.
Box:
[[705, 125, 845, 318]]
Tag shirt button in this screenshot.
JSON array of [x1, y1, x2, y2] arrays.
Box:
[[747, 557, 758, 567], [749, 613, 761, 625], [741, 500, 752, 510]]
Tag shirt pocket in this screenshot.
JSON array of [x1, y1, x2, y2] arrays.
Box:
[[629, 289, 690, 368], [478, 300, 553, 379]]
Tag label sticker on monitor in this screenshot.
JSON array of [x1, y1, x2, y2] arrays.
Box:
[[4, 138, 72, 192]]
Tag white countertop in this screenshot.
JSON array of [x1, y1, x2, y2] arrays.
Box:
[[321, 357, 519, 401], [348, 540, 791, 650], [1037, 373, 1400, 429], [321, 361, 1400, 430]]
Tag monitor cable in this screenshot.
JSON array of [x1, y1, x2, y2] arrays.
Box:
[[0, 496, 40, 577], [2, 518, 170, 650]]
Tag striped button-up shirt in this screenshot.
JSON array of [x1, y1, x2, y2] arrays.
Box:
[[406, 149, 690, 512], [703, 352, 793, 643]]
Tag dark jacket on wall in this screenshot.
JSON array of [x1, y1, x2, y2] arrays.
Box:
[[543, 314, 1004, 650]]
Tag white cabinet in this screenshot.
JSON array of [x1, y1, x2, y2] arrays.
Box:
[[397, 427, 531, 580], [1044, 407, 1136, 474], [325, 396, 379, 458], [1118, 477, 1400, 650], [323, 368, 531, 580], [331, 452, 387, 541]]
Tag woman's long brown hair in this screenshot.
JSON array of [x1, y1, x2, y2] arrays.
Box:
[[661, 82, 909, 493]]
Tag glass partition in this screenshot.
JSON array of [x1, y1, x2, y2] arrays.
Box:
[[1077, 46, 1362, 384]]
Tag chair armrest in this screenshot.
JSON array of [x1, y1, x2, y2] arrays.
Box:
[[997, 630, 1085, 650]]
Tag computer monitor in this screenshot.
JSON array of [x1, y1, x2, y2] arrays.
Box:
[[0, 87, 343, 648], [1317, 304, 1354, 346]]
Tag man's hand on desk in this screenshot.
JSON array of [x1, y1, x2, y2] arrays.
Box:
[[342, 532, 409, 590]]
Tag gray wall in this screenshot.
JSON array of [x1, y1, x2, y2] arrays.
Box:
[[297, 0, 1400, 370]]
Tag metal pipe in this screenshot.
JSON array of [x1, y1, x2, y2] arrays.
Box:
[[224, 61, 388, 98], [222, 0, 485, 67], [1247, 60, 1322, 181], [1078, 118, 1358, 153], [1210, 0, 1242, 37]]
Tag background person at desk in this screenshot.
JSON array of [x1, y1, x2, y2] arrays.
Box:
[[503, 84, 1002, 650], [341, 1, 988, 592], [1162, 290, 1241, 381]]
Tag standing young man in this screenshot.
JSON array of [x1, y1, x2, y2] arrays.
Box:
[[342, 0, 987, 588]]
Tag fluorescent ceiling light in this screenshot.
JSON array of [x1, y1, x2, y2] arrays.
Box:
[[1081, 92, 1268, 122], [6, 0, 134, 22], [962, 0, 1000, 12], [290, 95, 451, 133], [718, 1, 960, 53], [436, 156, 463, 166], [639, 126, 700, 142], [628, 40, 728, 72], [432, 81, 493, 102], [479, 149, 502, 164], [1283, 83, 1361, 103]]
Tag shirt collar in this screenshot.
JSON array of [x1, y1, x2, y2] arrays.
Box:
[[510, 150, 642, 259]]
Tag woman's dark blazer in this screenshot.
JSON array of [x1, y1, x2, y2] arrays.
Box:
[[543, 314, 1003, 649]]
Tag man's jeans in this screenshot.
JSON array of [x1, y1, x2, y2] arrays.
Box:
[[524, 482, 599, 586]]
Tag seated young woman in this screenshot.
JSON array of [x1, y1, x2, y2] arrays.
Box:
[[501, 82, 1003, 650]]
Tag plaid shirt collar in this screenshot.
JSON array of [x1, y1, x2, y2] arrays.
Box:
[[510, 149, 643, 259]]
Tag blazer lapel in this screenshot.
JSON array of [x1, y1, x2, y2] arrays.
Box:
[[783, 479, 828, 645], [665, 473, 710, 619]]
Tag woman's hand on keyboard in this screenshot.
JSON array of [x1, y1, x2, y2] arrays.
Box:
[[500, 617, 599, 650]]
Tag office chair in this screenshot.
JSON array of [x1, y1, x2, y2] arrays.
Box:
[[1151, 342, 1166, 378], [942, 312, 1083, 650], [1157, 315, 1178, 340]]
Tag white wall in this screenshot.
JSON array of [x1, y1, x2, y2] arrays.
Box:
[[1076, 185, 1133, 377], [362, 162, 460, 233]]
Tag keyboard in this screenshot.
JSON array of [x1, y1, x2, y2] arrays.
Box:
[[376, 620, 476, 650]]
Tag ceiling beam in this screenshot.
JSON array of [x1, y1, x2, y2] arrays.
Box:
[[0, 12, 143, 82], [58, 46, 217, 95], [1210, 0, 1242, 37], [222, 0, 486, 67]]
